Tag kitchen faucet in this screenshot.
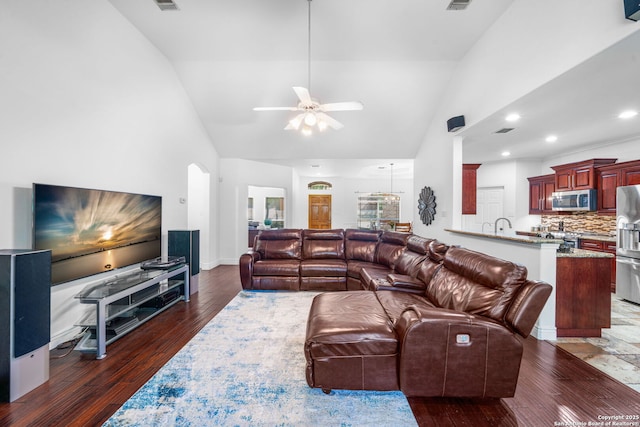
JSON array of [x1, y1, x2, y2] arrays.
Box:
[[481, 222, 492, 234], [494, 217, 512, 234]]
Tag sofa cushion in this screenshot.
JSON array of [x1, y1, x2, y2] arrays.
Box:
[[254, 229, 302, 260], [394, 236, 433, 277], [300, 259, 347, 277], [375, 231, 410, 269], [302, 229, 345, 260], [253, 259, 300, 277], [345, 229, 380, 262], [305, 291, 399, 391], [383, 273, 427, 294], [426, 246, 527, 323], [416, 240, 448, 285], [306, 292, 398, 356]]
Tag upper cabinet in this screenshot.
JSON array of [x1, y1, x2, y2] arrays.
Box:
[[596, 159, 640, 215], [620, 161, 640, 186], [462, 164, 481, 215], [551, 159, 617, 191], [528, 174, 555, 214]]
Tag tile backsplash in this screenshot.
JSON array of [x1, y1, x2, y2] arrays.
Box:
[[541, 213, 616, 235]]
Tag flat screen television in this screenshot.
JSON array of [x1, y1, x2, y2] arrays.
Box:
[[33, 183, 162, 285]]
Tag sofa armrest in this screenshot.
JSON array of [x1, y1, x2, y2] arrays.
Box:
[[378, 273, 426, 294], [505, 279, 552, 338], [239, 250, 261, 289], [395, 304, 523, 397]]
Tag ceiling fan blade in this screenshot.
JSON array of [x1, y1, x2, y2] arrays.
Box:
[[284, 113, 305, 130], [253, 106, 299, 111], [316, 112, 344, 130], [319, 101, 364, 112], [293, 86, 313, 104]]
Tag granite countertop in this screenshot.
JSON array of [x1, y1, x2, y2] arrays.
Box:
[[556, 248, 614, 258], [517, 230, 616, 243], [445, 229, 564, 245], [577, 234, 616, 243], [446, 229, 614, 258]]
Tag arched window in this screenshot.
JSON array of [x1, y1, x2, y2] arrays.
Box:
[[308, 181, 332, 190]]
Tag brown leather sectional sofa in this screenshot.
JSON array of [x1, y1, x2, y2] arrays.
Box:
[[239, 228, 552, 398]]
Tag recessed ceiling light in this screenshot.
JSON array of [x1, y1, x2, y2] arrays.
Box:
[[619, 110, 638, 119], [545, 135, 558, 143], [501, 151, 511, 157], [505, 113, 520, 122]]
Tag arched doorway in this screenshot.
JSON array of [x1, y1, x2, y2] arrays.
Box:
[[188, 163, 210, 269]]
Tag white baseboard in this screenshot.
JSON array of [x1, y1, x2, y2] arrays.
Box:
[[200, 260, 220, 270], [532, 325, 557, 341]]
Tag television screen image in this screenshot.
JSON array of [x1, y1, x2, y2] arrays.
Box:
[[33, 183, 162, 285]]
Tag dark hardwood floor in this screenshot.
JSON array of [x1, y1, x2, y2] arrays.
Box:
[[1, 265, 639, 426]]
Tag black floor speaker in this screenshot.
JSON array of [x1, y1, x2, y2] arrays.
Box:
[[624, 0, 640, 21], [0, 249, 51, 402], [168, 230, 200, 294]]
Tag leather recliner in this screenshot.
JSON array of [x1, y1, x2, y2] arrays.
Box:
[[304, 245, 552, 398]]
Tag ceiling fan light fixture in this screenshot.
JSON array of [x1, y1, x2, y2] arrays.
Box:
[[288, 114, 304, 130], [304, 112, 317, 126], [253, 0, 362, 135], [619, 110, 638, 119]]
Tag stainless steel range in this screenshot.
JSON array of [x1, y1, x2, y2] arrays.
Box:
[[616, 184, 640, 304]]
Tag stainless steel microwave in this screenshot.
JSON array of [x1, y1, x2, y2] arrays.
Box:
[[551, 189, 597, 211]]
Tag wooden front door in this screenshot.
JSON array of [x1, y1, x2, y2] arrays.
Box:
[[308, 195, 332, 229]]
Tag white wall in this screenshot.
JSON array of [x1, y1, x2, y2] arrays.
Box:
[[218, 161, 414, 263], [0, 1, 219, 346], [414, 0, 640, 246], [218, 159, 293, 264], [292, 175, 414, 230], [468, 159, 547, 232]]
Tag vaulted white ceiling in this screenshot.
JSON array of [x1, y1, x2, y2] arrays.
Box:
[[108, 0, 640, 176], [108, 0, 513, 176]]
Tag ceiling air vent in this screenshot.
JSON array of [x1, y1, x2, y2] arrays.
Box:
[[447, 0, 472, 11], [495, 128, 515, 134], [154, 0, 179, 11]]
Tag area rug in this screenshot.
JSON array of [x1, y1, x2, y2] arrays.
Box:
[[103, 291, 418, 426]]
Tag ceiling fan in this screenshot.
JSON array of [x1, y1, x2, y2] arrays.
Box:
[[253, 0, 363, 135]]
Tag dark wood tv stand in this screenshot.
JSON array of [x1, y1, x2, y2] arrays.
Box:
[[74, 264, 189, 359]]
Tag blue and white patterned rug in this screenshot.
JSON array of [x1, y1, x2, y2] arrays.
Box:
[[103, 291, 417, 426]]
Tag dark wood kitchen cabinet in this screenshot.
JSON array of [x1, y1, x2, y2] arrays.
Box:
[[596, 165, 620, 214], [578, 237, 617, 292], [528, 174, 555, 214], [596, 159, 640, 215], [551, 158, 616, 191], [462, 164, 481, 214], [621, 161, 640, 185], [556, 255, 611, 337]]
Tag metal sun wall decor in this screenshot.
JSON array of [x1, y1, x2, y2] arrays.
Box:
[[418, 186, 437, 226]]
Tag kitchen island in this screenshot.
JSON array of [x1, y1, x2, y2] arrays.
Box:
[[556, 248, 613, 337], [445, 229, 613, 339]]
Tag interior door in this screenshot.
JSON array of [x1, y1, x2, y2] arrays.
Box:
[[463, 187, 504, 232], [308, 195, 332, 229]]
